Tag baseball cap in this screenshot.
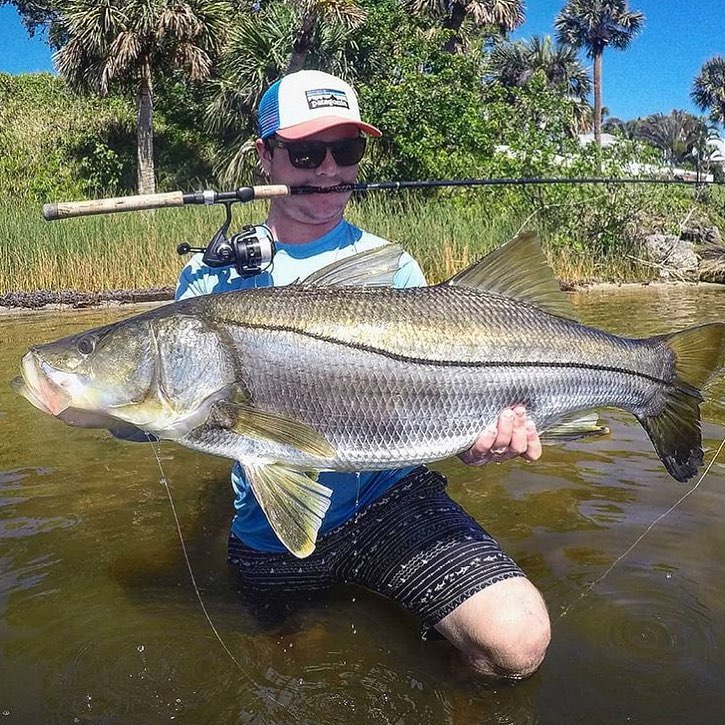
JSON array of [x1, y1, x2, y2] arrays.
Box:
[[257, 70, 381, 140]]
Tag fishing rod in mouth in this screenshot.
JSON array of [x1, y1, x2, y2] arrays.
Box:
[[40, 175, 721, 222]]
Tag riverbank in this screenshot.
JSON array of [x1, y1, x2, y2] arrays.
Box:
[[0, 286, 174, 310], [3, 276, 724, 314]]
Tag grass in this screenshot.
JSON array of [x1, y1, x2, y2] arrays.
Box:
[[1, 185, 707, 295]]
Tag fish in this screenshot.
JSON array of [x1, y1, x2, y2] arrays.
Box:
[[13, 233, 725, 558]]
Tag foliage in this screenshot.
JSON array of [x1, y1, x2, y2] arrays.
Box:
[[604, 110, 722, 178], [52, 0, 232, 193], [485, 35, 591, 101], [357, 30, 495, 180], [286, 0, 367, 74], [0, 72, 123, 199], [691, 56, 725, 125], [635, 111, 707, 167], [401, 0, 525, 53], [0, 72, 215, 200], [0, 0, 56, 36]]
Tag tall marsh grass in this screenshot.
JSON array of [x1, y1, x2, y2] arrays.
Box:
[[3, 182, 719, 295]]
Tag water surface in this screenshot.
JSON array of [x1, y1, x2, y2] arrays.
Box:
[[1, 285, 724, 723]]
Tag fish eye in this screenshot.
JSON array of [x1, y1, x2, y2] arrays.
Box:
[[77, 336, 96, 355]]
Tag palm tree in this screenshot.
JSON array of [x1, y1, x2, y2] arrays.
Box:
[[637, 110, 703, 167], [602, 115, 642, 139], [403, 0, 525, 53], [691, 56, 725, 125], [486, 35, 591, 101], [555, 0, 644, 147], [53, 0, 231, 194], [286, 0, 366, 74]]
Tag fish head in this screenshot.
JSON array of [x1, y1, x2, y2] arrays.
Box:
[[13, 309, 239, 438], [13, 317, 158, 422]]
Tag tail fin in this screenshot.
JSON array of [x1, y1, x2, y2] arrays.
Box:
[[639, 323, 725, 482]]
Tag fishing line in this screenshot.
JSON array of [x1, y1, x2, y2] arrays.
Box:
[[556, 433, 725, 623], [145, 437, 289, 710]]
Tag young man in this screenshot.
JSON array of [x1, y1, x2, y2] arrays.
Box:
[[176, 70, 550, 679]]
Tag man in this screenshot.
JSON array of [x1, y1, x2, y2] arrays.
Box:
[[176, 70, 550, 679]]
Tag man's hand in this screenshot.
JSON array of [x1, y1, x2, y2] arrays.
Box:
[[458, 406, 542, 467]]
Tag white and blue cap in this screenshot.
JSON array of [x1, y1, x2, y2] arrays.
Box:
[[257, 70, 381, 141]]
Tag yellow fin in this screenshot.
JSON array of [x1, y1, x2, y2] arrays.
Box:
[[244, 463, 332, 558], [636, 322, 725, 483], [210, 401, 336, 459], [301, 243, 404, 287], [445, 232, 576, 320], [540, 411, 609, 443], [664, 323, 725, 390]]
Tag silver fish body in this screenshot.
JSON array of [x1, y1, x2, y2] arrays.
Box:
[[182, 284, 677, 471]]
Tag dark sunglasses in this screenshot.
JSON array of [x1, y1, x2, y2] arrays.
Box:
[[267, 136, 367, 169]]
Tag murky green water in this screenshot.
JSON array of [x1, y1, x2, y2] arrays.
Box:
[[1, 285, 725, 724]]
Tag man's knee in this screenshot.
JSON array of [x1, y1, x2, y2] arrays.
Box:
[[435, 576, 551, 680], [462, 598, 551, 679]]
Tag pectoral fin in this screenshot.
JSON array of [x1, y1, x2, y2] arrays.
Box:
[[210, 401, 336, 459], [244, 463, 332, 558]]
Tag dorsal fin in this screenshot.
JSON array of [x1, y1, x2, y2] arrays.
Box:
[[445, 232, 576, 319], [301, 244, 403, 287]]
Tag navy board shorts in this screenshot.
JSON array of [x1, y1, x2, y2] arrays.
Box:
[[227, 466, 526, 637]]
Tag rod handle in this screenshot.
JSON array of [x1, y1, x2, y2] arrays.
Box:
[[251, 184, 290, 199], [42, 191, 186, 220]]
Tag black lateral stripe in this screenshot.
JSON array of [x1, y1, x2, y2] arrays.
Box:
[[232, 320, 669, 387]]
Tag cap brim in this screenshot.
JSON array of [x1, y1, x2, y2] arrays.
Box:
[[276, 116, 382, 140]]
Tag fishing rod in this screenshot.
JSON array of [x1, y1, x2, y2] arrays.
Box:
[[40, 175, 722, 222]]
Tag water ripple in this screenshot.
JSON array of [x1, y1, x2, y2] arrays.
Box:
[[566, 567, 716, 681]]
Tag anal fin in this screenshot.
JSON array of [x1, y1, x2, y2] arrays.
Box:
[[540, 411, 610, 443]]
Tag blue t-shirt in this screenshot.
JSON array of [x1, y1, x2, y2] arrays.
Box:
[[175, 219, 427, 552]]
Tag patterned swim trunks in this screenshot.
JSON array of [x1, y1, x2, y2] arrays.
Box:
[[227, 466, 526, 635]]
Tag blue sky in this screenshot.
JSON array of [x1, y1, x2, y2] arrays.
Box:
[[512, 0, 723, 120], [0, 0, 722, 121]]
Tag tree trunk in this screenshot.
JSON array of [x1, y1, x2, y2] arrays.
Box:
[[286, 12, 316, 74], [442, 2, 467, 53], [136, 57, 156, 195], [593, 50, 602, 148]]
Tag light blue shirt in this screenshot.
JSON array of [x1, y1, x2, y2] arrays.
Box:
[[176, 219, 427, 552]]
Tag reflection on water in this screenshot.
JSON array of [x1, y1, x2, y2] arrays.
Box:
[[1, 285, 725, 723]]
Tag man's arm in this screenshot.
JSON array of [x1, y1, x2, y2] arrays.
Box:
[[459, 406, 542, 467]]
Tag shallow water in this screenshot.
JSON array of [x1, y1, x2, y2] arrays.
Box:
[[1, 285, 725, 724]]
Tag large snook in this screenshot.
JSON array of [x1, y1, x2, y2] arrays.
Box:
[[13, 234, 725, 557]]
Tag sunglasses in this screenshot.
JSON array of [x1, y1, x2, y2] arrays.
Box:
[[267, 136, 367, 169]]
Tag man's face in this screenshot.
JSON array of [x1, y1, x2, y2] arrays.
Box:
[[257, 124, 361, 230]]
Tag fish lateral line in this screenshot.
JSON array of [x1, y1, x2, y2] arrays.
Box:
[[219, 319, 672, 384]]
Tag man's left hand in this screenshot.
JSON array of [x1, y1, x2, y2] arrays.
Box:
[[458, 405, 542, 467]]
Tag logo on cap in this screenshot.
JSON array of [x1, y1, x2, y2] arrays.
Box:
[[305, 88, 350, 111]]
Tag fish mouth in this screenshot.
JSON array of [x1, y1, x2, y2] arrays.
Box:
[[13, 351, 72, 417]]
